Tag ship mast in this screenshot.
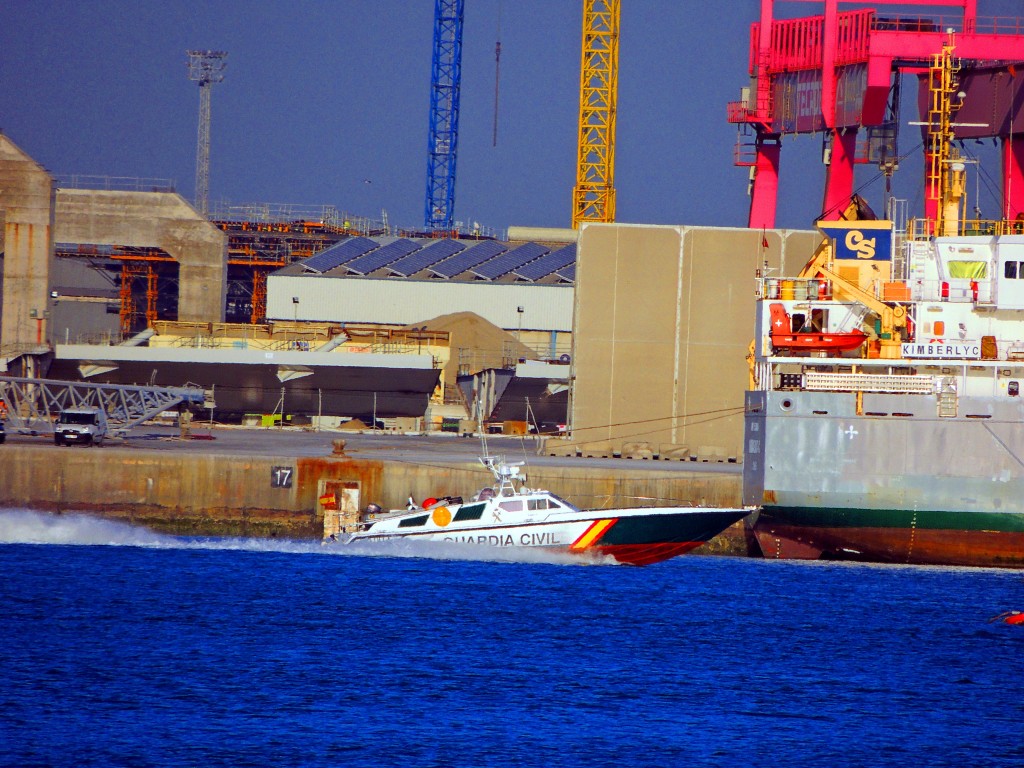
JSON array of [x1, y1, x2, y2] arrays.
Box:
[[925, 35, 967, 237]]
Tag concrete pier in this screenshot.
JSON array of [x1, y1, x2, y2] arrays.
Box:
[[0, 428, 752, 554]]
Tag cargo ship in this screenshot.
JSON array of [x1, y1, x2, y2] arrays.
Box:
[[742, 39, 1024, 568]]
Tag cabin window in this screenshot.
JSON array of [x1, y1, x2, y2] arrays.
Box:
[[1010, 381, 1020, 397], [1003, 261, 1024, 279], [528, 498, 556, 511], [499, 500, 524, 512], [453, 503, 486, 522], [398, 514, 429, 528]]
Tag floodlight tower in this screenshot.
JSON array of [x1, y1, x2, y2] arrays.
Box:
[[187, 49, 228, 217]]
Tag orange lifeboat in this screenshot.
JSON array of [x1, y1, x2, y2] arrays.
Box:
[[769, 303, 867, 354]]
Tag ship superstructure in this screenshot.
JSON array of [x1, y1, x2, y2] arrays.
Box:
[[742, 38, 1024, 568]]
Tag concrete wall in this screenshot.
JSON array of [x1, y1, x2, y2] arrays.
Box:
[[0, 445, 382, 537], [0, 134, 56, 353], [570, 223, 821, 459], [0, 135, 228, 354]]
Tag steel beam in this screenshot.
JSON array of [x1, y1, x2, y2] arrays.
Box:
[[0, 376, 205, 437]]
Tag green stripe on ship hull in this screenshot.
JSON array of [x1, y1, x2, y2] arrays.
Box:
[[600, 511, 748, 546], [767, 506, 1024, 533]]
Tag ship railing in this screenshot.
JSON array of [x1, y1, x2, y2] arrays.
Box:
[[58, 331, 130, 347], [907, 217, 1024, 240], [55, 174, 176, 193], [758, 276, 835, 301], [907, 277, 992, 304], [803, 371, 935, 394]]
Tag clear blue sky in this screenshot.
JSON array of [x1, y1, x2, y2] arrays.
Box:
[[1, 1, 1020, 235]]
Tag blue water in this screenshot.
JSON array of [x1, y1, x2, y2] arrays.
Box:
[[1, 510, 1022, 767]]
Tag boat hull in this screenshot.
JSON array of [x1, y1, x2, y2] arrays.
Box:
[[349, 508, 751, 566]]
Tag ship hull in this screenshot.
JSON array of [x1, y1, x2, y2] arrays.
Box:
[[744, 389, 1024, 569], [49, 345, 440, 419], [753, 506, 1024, 568]]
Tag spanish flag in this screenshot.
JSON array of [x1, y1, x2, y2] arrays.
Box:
[[319, 492, 337, 508]]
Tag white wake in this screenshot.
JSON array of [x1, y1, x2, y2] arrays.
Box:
[[0, 508, 605, 566]]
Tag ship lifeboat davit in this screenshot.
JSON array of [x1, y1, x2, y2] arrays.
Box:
[[768, 303, 867, 354]]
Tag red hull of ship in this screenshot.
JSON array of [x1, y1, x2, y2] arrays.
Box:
[[754, 523, 1024, 569]]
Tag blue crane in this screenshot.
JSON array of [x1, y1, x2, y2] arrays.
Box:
[[424, 0, 464, 233]]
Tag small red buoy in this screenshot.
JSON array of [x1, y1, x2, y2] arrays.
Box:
[[422, 497, 438, 509]]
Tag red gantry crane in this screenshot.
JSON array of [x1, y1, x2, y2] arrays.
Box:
[[728, 0, 1024, 229]]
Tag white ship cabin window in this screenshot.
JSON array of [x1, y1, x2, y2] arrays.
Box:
[[1010, 381, 1020, 397], [1005, 261, 1024, 279], [499, 499, 524, 512], [527, 497, 561, 511]]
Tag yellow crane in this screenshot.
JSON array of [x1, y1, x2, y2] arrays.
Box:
[[572, 0, 619, 228]]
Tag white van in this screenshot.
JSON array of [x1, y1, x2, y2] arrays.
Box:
[[55, 407, 108, 446]]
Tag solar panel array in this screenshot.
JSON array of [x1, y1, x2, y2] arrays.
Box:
[[388, 238, 467, 276], [292, 236, 577, 282], [299, 236, 378, 273], [471, 242, 549, 280], [513, 243, 576, 281], [430, 239, 508, 278], [345, 238, 421, 275]]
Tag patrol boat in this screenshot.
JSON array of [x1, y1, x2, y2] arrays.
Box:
[[342, 457, 752, 566]]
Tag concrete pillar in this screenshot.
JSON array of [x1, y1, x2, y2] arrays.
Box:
[[0, 134, 57, 352]]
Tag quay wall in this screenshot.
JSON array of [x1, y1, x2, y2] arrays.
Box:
[[0, 446, 748, 552]]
